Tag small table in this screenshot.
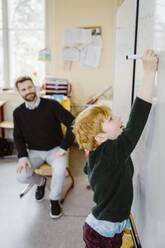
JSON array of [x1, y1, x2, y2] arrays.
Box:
[[0, 100, 14, 139]]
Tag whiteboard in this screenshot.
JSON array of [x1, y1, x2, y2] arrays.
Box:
[[113, 0, 165, 247], [113, 0, 136, 124]]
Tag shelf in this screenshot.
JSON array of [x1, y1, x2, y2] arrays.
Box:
[[0, 121, 14, 129]]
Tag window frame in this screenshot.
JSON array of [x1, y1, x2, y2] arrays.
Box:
[[1, 0, 46, 89]]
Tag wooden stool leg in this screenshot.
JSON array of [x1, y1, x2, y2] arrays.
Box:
[[61, 168, 74, 204], [0, 105, 5, 138]]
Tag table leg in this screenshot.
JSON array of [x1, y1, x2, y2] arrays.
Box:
[[0, 105, 5, 138]]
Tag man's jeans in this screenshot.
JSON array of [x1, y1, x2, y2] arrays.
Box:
[[16, 147, 66, 200]]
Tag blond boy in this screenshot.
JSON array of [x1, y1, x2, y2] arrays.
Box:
[[73, 50, 158, 248]]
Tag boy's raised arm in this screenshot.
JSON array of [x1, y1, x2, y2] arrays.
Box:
[[138, 50, 158, 103]]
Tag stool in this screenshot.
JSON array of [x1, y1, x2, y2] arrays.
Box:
[[19, 152, 74, 203]]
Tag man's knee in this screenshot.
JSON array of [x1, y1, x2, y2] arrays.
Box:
[[16, 170, 33, 184]]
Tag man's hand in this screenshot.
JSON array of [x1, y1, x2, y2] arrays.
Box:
[[17, 158, 32, 173], [51, 149, 65, 161]]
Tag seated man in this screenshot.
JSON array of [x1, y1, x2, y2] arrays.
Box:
[[13, 76, 75, 219]]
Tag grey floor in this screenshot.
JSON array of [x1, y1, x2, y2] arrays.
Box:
[[0, 146, 93, 248]]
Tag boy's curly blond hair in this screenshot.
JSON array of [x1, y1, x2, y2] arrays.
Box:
[[73, 104, 112, 151]]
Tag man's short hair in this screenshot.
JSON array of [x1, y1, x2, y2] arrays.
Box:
[[73, 104, 112, 151], [15, 76, 33, 89]]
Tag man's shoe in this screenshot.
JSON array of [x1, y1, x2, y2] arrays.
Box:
[[49, 200, 62, 219], [35, 177, 47, 201]]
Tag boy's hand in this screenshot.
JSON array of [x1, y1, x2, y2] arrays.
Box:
[[17, 158, 32, 173], [138, 49, 159, 103], [142, 50, 159, 73]]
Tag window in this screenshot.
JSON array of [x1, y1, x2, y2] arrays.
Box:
[[0, 0, 45, 88]]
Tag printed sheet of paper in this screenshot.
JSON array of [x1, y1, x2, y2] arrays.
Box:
[[63, 27, 92, 46], [38, 48, 51, 61], [80, 45, 101, 68], [90, 35, 103, 48], [62, 47, 79, 61], [80, 36, 102, 68]]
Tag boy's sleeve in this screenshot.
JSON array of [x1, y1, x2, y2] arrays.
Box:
[[83, 162, 88, 175], [109, 97, 152, 163]]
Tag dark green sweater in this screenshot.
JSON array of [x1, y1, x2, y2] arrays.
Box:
[[84, 97, 152, 222]]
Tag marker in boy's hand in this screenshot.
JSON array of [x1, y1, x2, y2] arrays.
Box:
[[73, 49, 159, 248]]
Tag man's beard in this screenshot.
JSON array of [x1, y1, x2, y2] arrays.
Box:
[[24, 92, 37, 102]]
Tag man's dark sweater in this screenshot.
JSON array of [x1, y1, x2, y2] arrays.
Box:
[[13, 98, 75, 158], [84, 97, 152, 222]]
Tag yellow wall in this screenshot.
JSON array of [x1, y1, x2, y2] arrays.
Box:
[[46, 0, 115, 109]]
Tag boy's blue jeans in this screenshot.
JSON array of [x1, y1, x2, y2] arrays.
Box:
[[83, 222, 123, 248]]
